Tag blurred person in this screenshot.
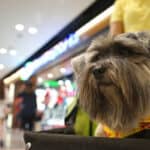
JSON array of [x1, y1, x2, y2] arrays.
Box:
[[110, 0, 150, 36], [13, 83, 25, 128], [0, 102, 5, 148], [13, 97, 23, 128], [0, 119, 4, 148], [18, 82, 37, 131]]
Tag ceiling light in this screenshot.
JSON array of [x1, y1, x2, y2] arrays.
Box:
[[0, 64, 5, 70], [28, 27, 38, 34], [15, 24, 24, 31], [60, 68, 66, 74], [38, 77, 43, 84], [9, 50, 17, 56], [0, 48, 7, 54], [47, 73, 53, 78]]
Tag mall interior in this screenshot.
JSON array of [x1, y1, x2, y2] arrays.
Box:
[[0, 0, 150, 150]]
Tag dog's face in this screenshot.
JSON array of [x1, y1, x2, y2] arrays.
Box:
[[72, 32, 150, 131]]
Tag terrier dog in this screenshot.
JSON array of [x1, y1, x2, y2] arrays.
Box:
[[71, 32, 150, 136]]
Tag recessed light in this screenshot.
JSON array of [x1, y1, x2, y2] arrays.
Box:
[[9, 50, 17, 56], [28, 27, 38, 34], [15, 24, 24, 31], [60, 68, 66, 74], [0, 48, 7, 54], [47, 73, 53, 78], [0, 64, 4, 70], [38, 77, 43, 83]]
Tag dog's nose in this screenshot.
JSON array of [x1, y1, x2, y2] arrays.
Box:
[[92, 67, 106, 78]]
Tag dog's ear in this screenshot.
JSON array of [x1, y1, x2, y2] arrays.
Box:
[[71, 54, 86, 79], [136, 32, 150, 52], [114, 32, 150, 55]]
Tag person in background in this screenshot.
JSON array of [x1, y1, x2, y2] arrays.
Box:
[[0, 102, 6, 148], [0, 120, 4, 147], [18, 82, 37, 131], [110, 0, 150, 37]]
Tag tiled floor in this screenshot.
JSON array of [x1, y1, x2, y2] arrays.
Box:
[[2, 129, 25, 150]]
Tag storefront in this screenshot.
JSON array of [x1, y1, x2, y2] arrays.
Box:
[[3, 6, 113, 130], [35, 76, 76, 130]]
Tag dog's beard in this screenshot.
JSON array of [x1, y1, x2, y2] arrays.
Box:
[[79, 58, 150, 132]]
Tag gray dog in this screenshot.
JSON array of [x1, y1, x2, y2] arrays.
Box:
[[71, 32, 150, 136]]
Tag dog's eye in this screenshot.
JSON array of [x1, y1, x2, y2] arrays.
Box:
[[117, 47, 136, 57], [90, 55, 100, 62], [118, 49, 130, 56]]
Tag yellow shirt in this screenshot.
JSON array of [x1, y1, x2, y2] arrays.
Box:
[[111, 0, 150, 32]]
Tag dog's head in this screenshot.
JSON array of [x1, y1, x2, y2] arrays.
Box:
[[72, 32, 150, 131]]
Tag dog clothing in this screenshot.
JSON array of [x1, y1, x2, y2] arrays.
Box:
[[103, 117, 150, 138]]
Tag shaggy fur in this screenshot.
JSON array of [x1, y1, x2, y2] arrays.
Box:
[[72, 32, 150, 132]]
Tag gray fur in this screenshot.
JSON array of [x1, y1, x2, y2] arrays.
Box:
[[72, 32, 150, 132]]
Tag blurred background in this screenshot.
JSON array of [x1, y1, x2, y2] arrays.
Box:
[[0, 0, 114, 149]]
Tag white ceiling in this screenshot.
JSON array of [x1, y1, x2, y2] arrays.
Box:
[[0, 0, 95, 79]]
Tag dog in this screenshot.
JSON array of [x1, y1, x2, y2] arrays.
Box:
[[71, 32, 150, 137]]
